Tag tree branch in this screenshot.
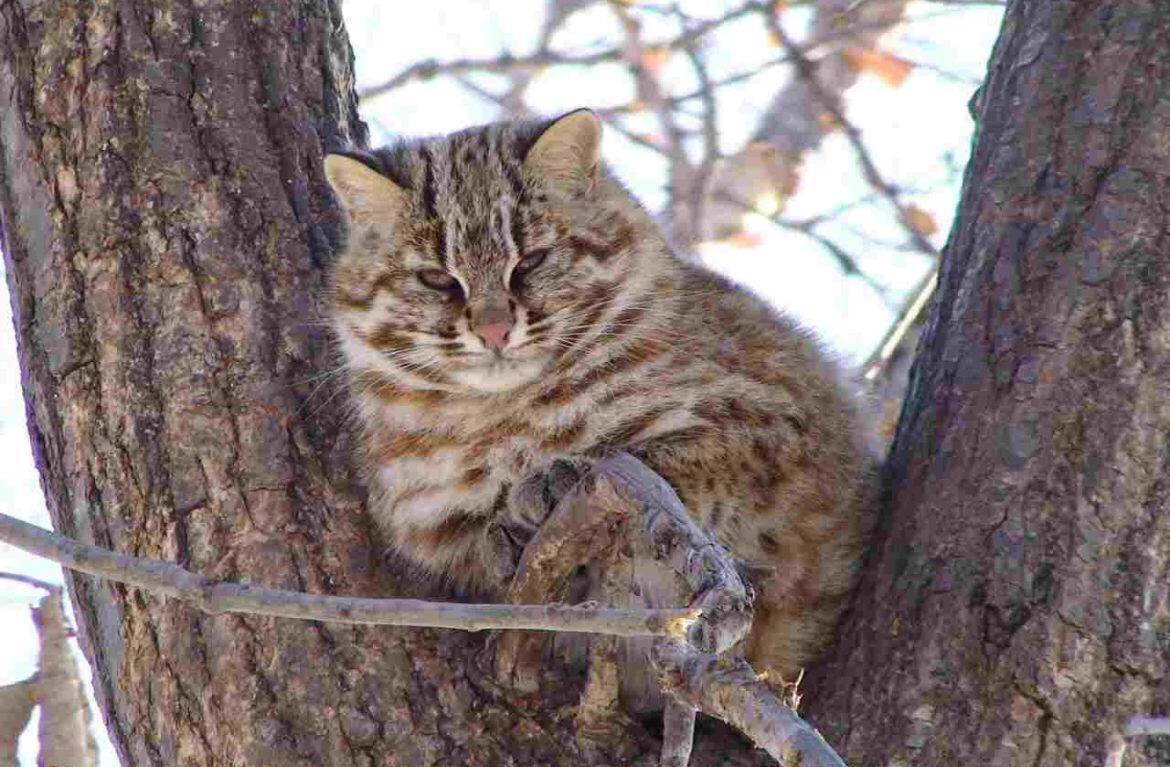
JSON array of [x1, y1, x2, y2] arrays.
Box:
[[0, 570, 59, 592], [678, 19, 721, 250], [33, 590, 98, 767], [0, 677, 36, 767], [757, 3, 939, 257], [0, 511, 697, 638], [714, 190, 894, 303], [497, 451, 847, 767], [0, 452, 850, 766], [360, 49, 626, 103], [654, 643, 845, 767], [358, 2, 758, 103], [861, 263, 938, 383]]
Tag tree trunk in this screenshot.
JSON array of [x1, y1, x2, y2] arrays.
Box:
[[807, 2, 1170, 765], [10, 1, 1169, 766], [0, 2, 764, 765]]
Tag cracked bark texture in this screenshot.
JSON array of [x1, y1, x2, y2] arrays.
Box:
[[0, 2, 769, 765], [807, 2, 1170, 766]]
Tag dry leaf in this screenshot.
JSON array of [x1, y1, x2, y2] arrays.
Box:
[[904, 205, 938, 236], [725, 231, 763, 249], [635, 131, 665, 148], [817, 110, 841, 132], [640, 47, 668, 75], [843, 48, 914, 88]]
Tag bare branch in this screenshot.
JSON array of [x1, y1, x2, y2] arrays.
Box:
[[0, 443, 849, 765], [1126, 716, 1170, 736], [360, 49, 624, 103], [359, 2, 758, 103], [700, 0, 912, 242], [758, 3, 940, 256], [493, 0, 595, 119], [0, 570, 59, 592], [860, 264, 937, 383], [678, 21, 721, 249], [498, 452, 848, 767], [715, 190, 894, 302], [654, 643, 846, 767], [0, 511, 698, 638], [612, 10, 688, 164], [0, 677, 37, 767], [33, 591, 98, 767], [454, 74, 675, 162]]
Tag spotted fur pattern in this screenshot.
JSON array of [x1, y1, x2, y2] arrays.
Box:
[[325, 112, 870, 681]]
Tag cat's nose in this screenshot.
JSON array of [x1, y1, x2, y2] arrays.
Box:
[[478, 322, 511, 350], [474, 302, 513, 350]]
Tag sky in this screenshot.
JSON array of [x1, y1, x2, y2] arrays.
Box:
[[0, 2, 1004, 764]]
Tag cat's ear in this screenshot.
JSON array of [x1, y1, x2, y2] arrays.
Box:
[[523, 109, 602, 188], [323, 154, 408, 223]]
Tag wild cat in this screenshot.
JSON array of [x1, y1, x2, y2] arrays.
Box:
[[323, 109, 869, 685]]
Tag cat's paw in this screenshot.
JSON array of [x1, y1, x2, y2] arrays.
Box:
[[503, 458, 592, 550], [484, 519, 524, 585]]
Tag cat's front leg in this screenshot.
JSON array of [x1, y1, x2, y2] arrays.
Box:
[[487, 457, 593, 692], [484, 457, 593, 585]]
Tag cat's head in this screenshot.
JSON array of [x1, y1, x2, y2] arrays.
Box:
[[325, 110, 670, 395]]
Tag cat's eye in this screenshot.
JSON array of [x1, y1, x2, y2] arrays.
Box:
[[514, 250, 548, 275], [417, 268, 461, 294]]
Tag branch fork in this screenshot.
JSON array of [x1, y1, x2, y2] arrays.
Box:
[[0, 453, 847, 765], [500, 452, 845, 767]]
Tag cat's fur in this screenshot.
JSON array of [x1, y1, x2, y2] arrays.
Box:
[[324, 110, 870, 682]]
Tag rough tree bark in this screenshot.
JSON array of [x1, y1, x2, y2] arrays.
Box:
[[0, 2, 767, 765], [9, 1, 1167, 766], [807, 2, 1170, 765]]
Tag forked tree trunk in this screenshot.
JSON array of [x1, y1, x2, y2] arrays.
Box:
[[6, 1, 1169, 766], [0, 2, 764, 765], [807, 2, 1170, 765]]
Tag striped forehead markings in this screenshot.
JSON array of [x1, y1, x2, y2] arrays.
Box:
[[420, 142, 449, 268], [399, 124, 539, 271]]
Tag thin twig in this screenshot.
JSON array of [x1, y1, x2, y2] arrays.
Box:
[[612, 4, 688, 166], [715, 190, 893, 302], [453, 74, 675, 161], [0, 511, 699, 638], [1126, 716, 1170, 736], [679, 19, 721, 245], [756, 2, 940, 257], [0, 570, 60, 592], [359, 2, 758, 103], [861, 264, 937, 382], [360, 49, 623, 103], [394, 5, 956, 114], [494, 0, 590, 118]]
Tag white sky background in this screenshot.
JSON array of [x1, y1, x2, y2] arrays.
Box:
[[0, 2, 1003, 764]]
